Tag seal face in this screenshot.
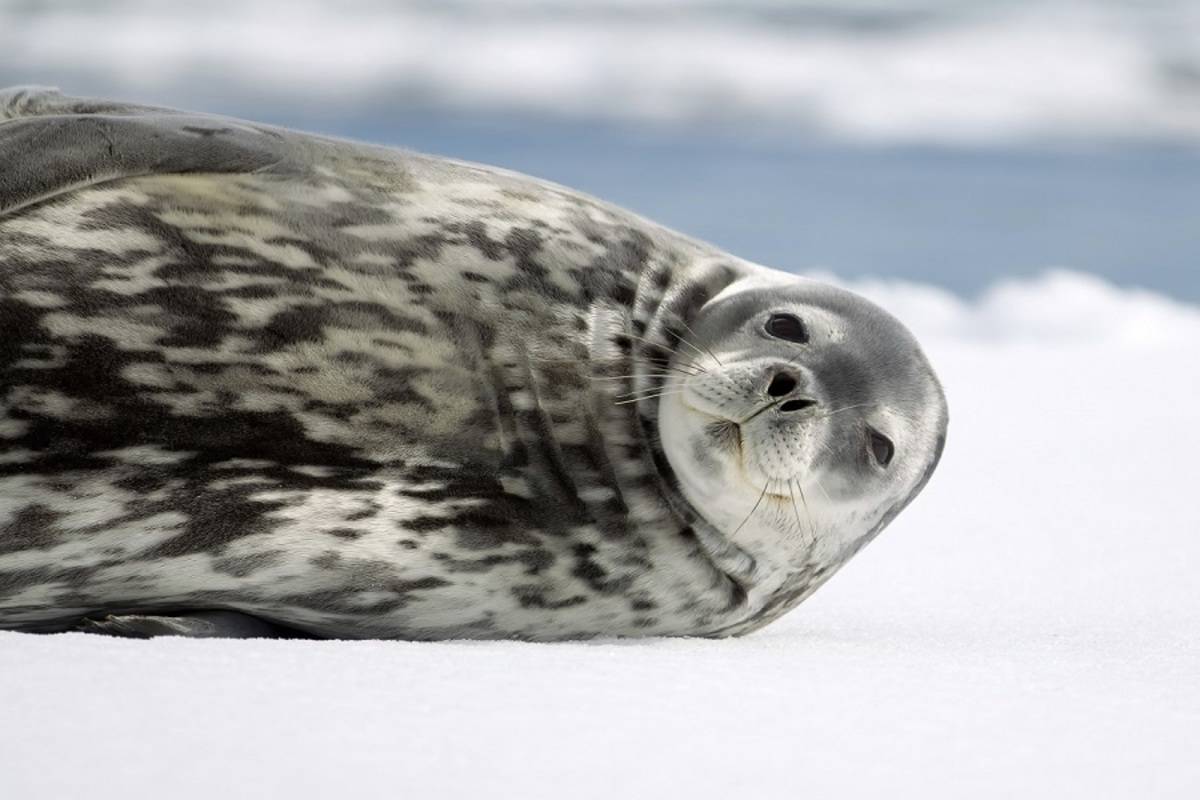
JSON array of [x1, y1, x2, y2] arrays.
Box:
[[655, 275, 948, 633], [0, 89, 948, 639]]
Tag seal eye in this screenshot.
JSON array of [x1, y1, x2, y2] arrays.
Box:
[[868, 429, 895, 468], [765, 313, 808, 343]]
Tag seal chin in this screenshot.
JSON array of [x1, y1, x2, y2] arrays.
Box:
[[738, 429, 817, 498]]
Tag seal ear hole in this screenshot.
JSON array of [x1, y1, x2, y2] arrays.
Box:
[[868, 428, 895, 468], [765, 313, 808, 343]]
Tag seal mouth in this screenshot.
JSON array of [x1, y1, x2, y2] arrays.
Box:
[[704, 418, 742, 457], [698, 415, 796, 499], [738, 399, 783, 425], [678, 395, 809, 498], [690, 405, 747, 472]]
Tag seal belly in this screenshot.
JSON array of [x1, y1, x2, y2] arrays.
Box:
[[0, 165, 734, 639]]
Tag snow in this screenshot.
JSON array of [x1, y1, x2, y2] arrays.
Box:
[[2, 270, 1198, 798]]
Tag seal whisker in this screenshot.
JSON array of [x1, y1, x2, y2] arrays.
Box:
[[811, 474, 834, 506], [673, 363, 709, 377], [786, 479, 808, 536], [615, 381, 693, 399], [663, 323, 721, 370], [807, 445, 841, 502], [613, 388, 693, 405], [652, 362, 705, 376], [815, 403, 873, 420], [731, 481, 771, 539], [814, 441, 838, 459], [673, 315, 725, 368], [537, 355, 696, 376], [664, 329, 710, 362], [791, 478, 812, 536], [589, 372, 688, 381], [583, 360, 702, 378], [621, 332, 710, 375]]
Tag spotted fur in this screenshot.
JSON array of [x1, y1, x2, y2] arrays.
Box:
[[0, 89, 947, 639]]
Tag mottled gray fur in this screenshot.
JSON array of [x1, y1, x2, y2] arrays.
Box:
[[0, 89, 946, 639]]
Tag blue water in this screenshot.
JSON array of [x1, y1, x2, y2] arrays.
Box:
[[279, 111, 1200, 302]]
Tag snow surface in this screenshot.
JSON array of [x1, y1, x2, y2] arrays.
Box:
[[2, 271, 1198, 798]]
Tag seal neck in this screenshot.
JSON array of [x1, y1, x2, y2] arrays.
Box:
[[613, 254, 766, 599]]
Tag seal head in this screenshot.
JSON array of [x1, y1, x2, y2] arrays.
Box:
[[654, 268, 948, 632]]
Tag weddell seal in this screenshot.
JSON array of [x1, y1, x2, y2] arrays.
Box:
[[0, 88, 947, 640]]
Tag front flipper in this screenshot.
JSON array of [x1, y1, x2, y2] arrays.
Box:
[[77, 611, 306, 639], [0, 86, 295, 218]]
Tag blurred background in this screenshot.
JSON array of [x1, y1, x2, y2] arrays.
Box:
[[0, 0, 1196, 301]]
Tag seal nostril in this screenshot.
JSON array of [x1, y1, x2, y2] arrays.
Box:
[[766, 372, 797, 397], [779, 398, 816, 413]]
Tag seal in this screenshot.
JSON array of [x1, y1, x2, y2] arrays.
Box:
[[0, 89, 948, 640]]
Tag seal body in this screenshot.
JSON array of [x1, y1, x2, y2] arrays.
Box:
[[0, 90, 947, 639]]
